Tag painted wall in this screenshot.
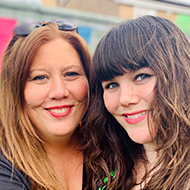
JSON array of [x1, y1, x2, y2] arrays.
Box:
[[1, 0, 190, 68], [0, 1, 122, 54], [175, 14, 190, 38], [118, 3, 190, 38], [42, 0, 119, 17], [0, 17, 17, 69]]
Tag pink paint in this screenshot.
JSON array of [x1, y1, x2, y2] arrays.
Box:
[[0, 17, 17, 71]]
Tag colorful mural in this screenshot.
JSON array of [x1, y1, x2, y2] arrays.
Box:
[[0, 17, 17, 70], [0, 19, 94, 71], [78, 26, 93, 45], [175, 14, 190, 38]]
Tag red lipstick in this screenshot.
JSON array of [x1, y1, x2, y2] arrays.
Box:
[[46, 105, 73, 118]]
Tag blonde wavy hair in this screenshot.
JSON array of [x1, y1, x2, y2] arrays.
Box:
[[0, 21, 91, 190]]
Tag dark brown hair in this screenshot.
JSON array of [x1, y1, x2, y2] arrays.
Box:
[[84, 15, 190, 189]]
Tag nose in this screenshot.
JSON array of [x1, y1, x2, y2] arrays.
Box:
[[119, 84, 140, 106], [48, 77, 69, 100]]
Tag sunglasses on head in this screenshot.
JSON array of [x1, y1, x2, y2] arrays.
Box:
[[14, 19, 78, 36]]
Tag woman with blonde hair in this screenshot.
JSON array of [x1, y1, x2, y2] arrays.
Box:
[[0, 20, 91, 190]]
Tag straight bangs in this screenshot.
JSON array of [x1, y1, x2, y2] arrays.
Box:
[[92, 21, 149, 82]]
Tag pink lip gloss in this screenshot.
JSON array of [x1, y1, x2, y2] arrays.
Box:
[[122, 111, 148, 124]]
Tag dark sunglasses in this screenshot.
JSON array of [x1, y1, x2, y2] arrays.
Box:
[[14, 19, 78, 36]]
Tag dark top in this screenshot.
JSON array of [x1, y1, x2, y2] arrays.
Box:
[[0, 150, 87, 190]]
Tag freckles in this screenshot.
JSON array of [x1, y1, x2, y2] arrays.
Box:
[[140, 84, 156, 101]]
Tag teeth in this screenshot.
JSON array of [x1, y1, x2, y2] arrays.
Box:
[[127, 111, 148, 119], [49, 108, 70, 113]]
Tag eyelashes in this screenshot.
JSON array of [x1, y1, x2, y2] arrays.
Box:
[[29, 71, 81, 83], [32, 75, 47, 81], [134, 73, 152, 82], [64, 72, 79, 77], [104, 73, 152, 90], [105, 82, 118, 90]]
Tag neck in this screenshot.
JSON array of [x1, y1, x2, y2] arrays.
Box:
[[44, 130, 82, 159], [44, 131, 84, 189], [143, 141, 157, 164], [132, 142, 158, 190]]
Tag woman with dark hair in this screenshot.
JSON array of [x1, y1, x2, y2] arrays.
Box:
[[85, 15, 190, 189], [0, 20, 91, 190]]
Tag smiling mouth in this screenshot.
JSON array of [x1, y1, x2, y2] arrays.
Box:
[[124, 111, 148, 119], [122, 111, 149, 124], [46, 106, 73, 118], [48, 107, 70, 113]]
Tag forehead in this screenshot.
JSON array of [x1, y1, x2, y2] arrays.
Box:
[[30, 38, 82, 69]]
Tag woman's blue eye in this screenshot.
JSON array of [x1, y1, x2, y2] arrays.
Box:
[[135, 74, 151, 82], [32, 75, 46, 80], [106, 83, 118, 89], [65, 72, 79, 77]]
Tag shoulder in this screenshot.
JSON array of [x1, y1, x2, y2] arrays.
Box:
[[0, 150, 30, 190]]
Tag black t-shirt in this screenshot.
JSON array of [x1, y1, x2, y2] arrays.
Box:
[[0, 150, 87, 190], [0, 150, 30, 190]]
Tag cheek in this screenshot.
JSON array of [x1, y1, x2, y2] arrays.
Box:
[[145, 78, 156, 99], [73, 80, 89, 103], [24, 83, 46, 107], [24, 85, 33, 106], [138, 80, 156, 104], [143, 89, 155, 106], [103, 92, 118, 114]]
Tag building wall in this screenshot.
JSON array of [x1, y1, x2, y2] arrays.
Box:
[[118, 5, 133, 20], [42, 0, 56, 6], [43, 0, 119, 17], [63, 0, 119, 16], [0, 1, 122, 52], [41, 0, 190, 40], [118, 3, 183, 22], [157, 11, 177, 23], [41, 0, 189, 25], [1, 0, 190, 53]]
